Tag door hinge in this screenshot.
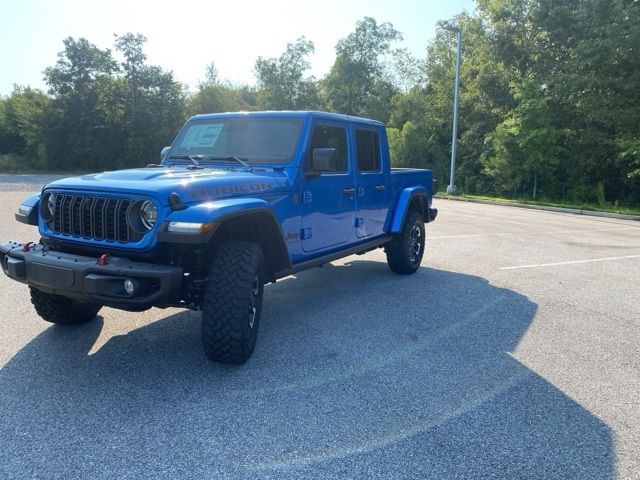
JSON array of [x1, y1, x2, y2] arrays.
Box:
[[303, 191, 313, 203], [300, 228, 313, 240]]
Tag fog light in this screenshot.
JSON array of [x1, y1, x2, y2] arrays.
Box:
[[124, 279, 135, 295]]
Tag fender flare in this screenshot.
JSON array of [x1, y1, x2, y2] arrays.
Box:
[[157, 197, 292, 273], [158, 197, 281, 241], [15, 193, 41, 226], [389, 186, 428, 233]]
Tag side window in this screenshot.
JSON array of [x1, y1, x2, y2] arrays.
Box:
[[309, 125, 348, 173], [355, 129, 381, 173]]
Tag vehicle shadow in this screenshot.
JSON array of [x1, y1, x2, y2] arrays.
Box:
[[0, 260, 612, 479]]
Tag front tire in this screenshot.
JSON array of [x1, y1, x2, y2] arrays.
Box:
[[30, 287, 101, 324], [201, 241, 265, 364], [386, 210, 425, 274]]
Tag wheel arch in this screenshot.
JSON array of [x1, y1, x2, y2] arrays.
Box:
[[158, 198, 291, 282], [211, 209, 291, 282], [389, 187, 430, 233]]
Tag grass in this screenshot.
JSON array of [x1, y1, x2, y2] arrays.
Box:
[[0, 154, 86, 175], [437, 193, 640, 217], [0, 168, 86, 175]]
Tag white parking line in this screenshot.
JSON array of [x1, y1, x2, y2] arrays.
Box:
[[430, 233, 513, 239], [500, 254, 640, 270], [430, 225, 640, 240]]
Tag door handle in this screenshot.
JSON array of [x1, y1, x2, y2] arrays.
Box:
[[341, 187, 356, 195], [374, 184, 386, 192]]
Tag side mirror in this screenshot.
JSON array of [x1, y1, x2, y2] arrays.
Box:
[[160, 146, 170, 161], [311, 148, 337, 173]]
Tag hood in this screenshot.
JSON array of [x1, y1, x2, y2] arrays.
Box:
[[45, 166, 290, 205]]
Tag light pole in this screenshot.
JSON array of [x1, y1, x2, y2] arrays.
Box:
[[441, 24, 462, 195]]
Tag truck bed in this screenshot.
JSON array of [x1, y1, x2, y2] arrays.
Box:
[[390, 168, 434, 198]]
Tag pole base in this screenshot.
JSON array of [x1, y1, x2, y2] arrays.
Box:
[[446, 185, 457, 195]]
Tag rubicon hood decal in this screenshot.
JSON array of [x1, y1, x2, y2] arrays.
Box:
[[188, 182, 274, 200]]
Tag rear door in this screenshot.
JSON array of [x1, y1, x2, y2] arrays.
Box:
[[301, 122, 356, 252], [353, 127, 389, 238]]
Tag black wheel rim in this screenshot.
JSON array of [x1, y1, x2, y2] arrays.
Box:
[[248, 275, 259, 330], [409, 225, 422, 263]]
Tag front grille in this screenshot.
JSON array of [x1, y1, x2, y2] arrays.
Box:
[[49, 193, 136, 243]]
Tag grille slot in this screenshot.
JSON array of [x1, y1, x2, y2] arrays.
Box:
[[117, 199, 131, 243], [49, 193, 141, 243], [94, 198, 106, 240], [82, 197, 94, 238], [71, 196, 83, 236], [105, 199, 118, 241], [62, 195, 73, 234]]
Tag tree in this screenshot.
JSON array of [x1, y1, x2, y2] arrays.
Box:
[[389, 48, 424, 93], [323, 17, 401, 119], [43, 37, 121, 169], [254, 37, 319, 110], [203, 62, 219, 85], [483, 78, 568, 198], [1, 8, 638, 209], [0, 86, 51, 169], [188, 63, 256, 115], [114, 33, 186, 166], [114, 33, 147, 112]]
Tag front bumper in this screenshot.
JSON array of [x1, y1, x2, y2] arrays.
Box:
[[0, 242, 183, 309]]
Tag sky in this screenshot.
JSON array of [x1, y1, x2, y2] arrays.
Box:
[[0, 0, 475, 95]]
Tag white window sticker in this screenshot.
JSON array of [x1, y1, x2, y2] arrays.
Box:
[[181, 124, 223, 148]]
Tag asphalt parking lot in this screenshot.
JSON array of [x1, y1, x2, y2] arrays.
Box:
[[0, 179, 639, 479]]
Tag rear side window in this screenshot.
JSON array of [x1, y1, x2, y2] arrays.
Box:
[[355, 129, 381, 173], [309, 125, 348, 173]]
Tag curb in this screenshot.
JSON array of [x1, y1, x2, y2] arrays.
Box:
[[434, 195, 640, 222]]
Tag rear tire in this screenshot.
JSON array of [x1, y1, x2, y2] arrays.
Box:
[[30, 287, 101, 325], [386, 210, 425, 274], [201, 241, 265, 364]]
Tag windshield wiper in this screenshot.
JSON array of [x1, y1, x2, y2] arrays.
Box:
[[206, 156, 251, 168], [168, 155, 203, 168], [168, 155, 250, 169]]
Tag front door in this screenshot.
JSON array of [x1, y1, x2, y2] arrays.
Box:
[[301, 123, 355, 253]]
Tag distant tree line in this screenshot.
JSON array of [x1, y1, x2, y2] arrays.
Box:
[[1, 0, 638, 207]]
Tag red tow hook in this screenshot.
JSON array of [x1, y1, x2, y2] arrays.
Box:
[[22, 242, 34, 252], [98, 254, 110, 266]]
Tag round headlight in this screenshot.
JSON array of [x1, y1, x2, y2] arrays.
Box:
[[41, 192, 55, 222], [47, 195, 55, 215], [140, 201, 157, 230]]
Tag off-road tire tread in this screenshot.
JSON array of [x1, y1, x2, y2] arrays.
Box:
[[386, 210, 424, 274], [201, 241, 264, 364], [29, 287, 101, 324]]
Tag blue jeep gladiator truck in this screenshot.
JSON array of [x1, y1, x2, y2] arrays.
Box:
[[1, 111, 437, 363]]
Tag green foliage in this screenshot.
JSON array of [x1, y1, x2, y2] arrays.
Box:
[[0, 35, 186, 171], [0, 86, 50, 169], [187, 63, 258, 115], [254, 37, 319, 110], [323, 17, 401, 120], [187, 80, 254, 117], [389, 48, 424, 93], [483, 77, 568, 197], [113, 33, 186, 167], [0, 6, 637, 208]]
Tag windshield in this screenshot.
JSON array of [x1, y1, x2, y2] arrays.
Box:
[[169, 117, 304, 165]]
